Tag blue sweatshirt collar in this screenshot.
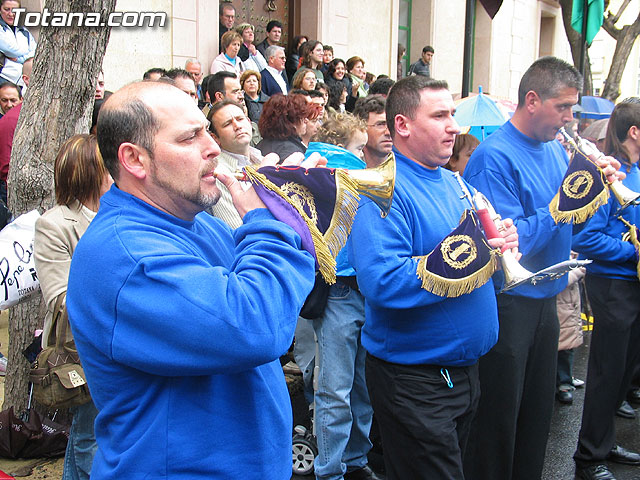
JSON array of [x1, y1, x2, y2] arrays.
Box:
[[393, 147, 443, 181]]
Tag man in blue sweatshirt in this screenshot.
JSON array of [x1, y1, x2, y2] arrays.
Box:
[[349, 75, 518, 479], [66, 81, 317, 479], [463, 57, 621, 480]]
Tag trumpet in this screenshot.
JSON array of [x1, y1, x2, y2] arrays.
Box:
[[216, 153, 396, 218], [559, 128, 640, 212], [454, 173, 590, 292]]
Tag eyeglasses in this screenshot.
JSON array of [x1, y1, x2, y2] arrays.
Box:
[[367, 121, 388, 130]]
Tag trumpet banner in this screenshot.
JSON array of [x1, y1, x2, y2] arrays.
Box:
[[619, 217, 640, 281], [414, 210, 498, 298], [550, 152, 609, 224], [243, 165, 360, 284]]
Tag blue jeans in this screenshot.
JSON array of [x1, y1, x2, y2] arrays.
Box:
[[62, 400, 98, 480], [312, 283, 372, 480]]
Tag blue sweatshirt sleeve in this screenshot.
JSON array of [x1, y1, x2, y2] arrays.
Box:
[[572, 199, 637, 262], [465, 166, 563, 258], [350, 199, 452, 309], [109, 209, 315, 376]]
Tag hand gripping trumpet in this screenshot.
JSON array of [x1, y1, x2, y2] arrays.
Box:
[[454, 173, 590, 292], [559, 127, 640, 213]]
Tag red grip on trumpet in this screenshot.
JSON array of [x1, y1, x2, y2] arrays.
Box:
[[477, 208, 501, 240]]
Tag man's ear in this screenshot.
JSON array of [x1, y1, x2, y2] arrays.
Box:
[[214, 92, 224, 103], [118, 143, 150, 180], [394, 114, 411, 139], [524, 90, 540, 115]]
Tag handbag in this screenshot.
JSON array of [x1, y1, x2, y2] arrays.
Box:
[[29, 295, 91, 409], [299, 272, 330, 320]]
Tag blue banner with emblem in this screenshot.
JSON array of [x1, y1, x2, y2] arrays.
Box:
[[414, 210, 498, 298], [550, 152, 609, 224]]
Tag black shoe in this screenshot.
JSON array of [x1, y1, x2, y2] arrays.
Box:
[[575, 464, 617, 480], [344, 465, 384, 480], [607, 444, 640, 465], [628, 388, 640, 406], [615, 400, 636, 419], [557, 388, 574, 404]]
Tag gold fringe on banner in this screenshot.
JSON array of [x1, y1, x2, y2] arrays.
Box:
[[619, 217, 640, 281], [243, 167, 361, 285], [323, 169, 361, 258], [549, 187, 610, 224], [414, 253, 498, 298]]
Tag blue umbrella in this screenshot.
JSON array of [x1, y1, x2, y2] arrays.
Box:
[[454, 86, 509, 140], [579, 96, 615, 119]]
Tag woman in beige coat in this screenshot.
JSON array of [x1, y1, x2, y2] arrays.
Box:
[[34, 134, 112, 480]]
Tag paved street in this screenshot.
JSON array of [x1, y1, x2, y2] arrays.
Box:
[[543, 331, 640, 480], [293, 331, 640, 479]]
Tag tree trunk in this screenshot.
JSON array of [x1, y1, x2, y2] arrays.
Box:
[[4, 0, 116, 414], [559, 0, 593, 95], [601, 11, 640, 102]]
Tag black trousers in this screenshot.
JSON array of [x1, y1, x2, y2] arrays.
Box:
[[365, 354, 480, 480], [574, 275, 640, 467], [464, 295, 559, 480]]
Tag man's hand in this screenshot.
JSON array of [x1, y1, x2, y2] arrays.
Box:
[[594, 155, 625, 183], [215, 170, 267, 218], [216, 152, 328, 219], [487, 218, 522, 260]]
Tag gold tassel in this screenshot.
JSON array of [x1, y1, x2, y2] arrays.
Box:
[[414, 253, 498, 298], [244, 166, 338, 284], [549, 187, 610, 224], [619, 217, 640, 281], [323, 170, 361, 257]]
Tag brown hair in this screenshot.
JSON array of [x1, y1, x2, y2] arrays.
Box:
[[292, 68, 316, 90], [55, 134, 108, 207], [604, 101, 640, 164], [444, 134, 480, 172], [221, 30, 242, 53], [258, 94, 314, 139], [240, 70, 262, 93], [346, 56, 365, 73]]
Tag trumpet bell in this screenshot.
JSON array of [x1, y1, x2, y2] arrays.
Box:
[[346, 153, 396, 218], [500, 251, 536, 292], [611, 181, 640, 211]]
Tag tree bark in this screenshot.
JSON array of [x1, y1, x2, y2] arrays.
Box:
[[601, 10, 640, 101], [559, 0, 593, 95], [4, 0, 116, 414]]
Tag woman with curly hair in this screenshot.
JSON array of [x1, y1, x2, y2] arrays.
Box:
[[326, 81, 347, 115], [256, 93, 316, 159], [324, 58, 359, 112]]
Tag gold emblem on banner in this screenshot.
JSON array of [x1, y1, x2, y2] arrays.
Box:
[[441, 235, 477, 269], [562, 171, 593, 200], [281, 182, 318, 223]]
